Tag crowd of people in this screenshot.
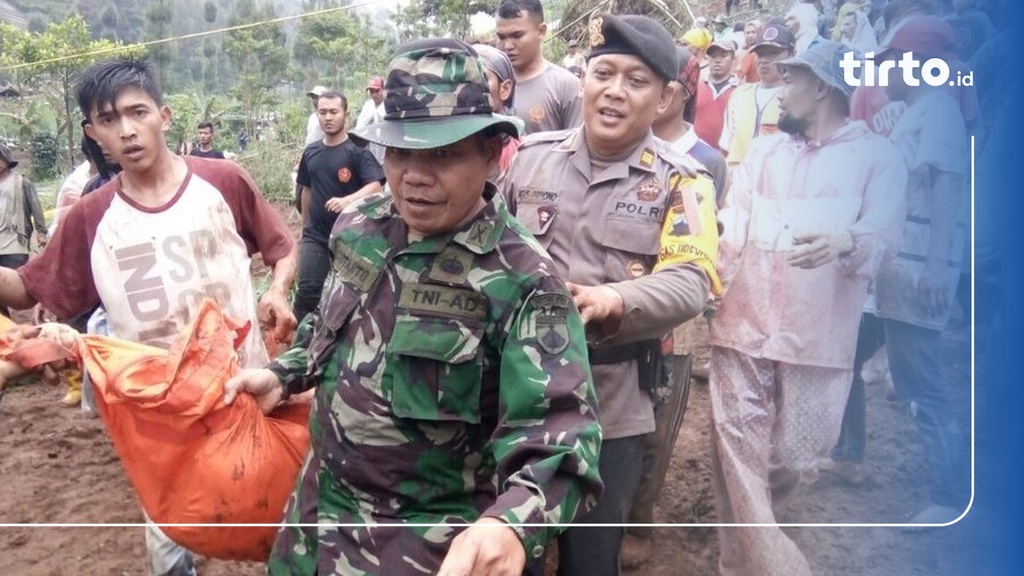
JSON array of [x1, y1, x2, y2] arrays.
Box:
[[0, 0, 1006, 575]]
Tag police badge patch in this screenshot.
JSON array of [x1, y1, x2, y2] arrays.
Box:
[[589, 17, 605, 47], [532, 293, 572, 355], [537, 205, 557, 227], [635, 177, 662, 202]]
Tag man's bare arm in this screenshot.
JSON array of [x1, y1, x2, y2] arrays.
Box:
[[0, 267, 36, 312]]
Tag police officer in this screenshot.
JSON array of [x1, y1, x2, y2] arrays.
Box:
[[502, 13, 721, 576], [224, 39, 603, 576]]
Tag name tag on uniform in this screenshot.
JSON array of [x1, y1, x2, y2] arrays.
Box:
[[332, 243, 380, 292], [398, 283, 488, 321]]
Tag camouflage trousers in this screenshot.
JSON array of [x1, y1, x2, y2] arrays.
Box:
[[268, 454, 476, 576]]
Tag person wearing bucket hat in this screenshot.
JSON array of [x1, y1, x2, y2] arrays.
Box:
[[720, 18, 795, 167], [226, 37, 602, 576], [0, 144, 45, 318], [709, 37, 907, 576], [504, 13, 720, 576]]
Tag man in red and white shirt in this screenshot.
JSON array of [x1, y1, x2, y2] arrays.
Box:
[[694, 38, 739, 152], [0, 58, 297, 576]]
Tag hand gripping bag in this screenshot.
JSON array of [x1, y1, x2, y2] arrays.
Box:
[[73, 299, 310, 561]]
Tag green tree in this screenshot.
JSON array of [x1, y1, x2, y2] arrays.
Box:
[[293, 9, 392, 92], [143, 0, 174, 88], [0, 14, 143, 171], [223, 0, 288, 136], [393, 0, 493, 41]]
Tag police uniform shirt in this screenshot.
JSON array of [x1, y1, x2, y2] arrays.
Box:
[[502, 127, 716, 440]]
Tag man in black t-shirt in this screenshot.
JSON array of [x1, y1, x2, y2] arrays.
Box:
[[188, 121, 225, 159], [294, 90, 385, 321]]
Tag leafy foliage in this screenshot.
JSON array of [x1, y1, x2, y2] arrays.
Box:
[[222, 0, 288, 136], [235, 137, 299, 204], [28, 132, 60, 180], [0, 14, 143, 172], [393, 0, 493, 41], [292, 8, 393, 93]]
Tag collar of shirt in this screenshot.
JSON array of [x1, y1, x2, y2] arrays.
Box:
[[363, 182, 506, 255], [783, 119, 865, 151], [704, 76, 738, 98], [561, 126, 662, 185]]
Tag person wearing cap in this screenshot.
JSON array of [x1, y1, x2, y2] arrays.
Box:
[[0, 144, 45, 319], [561, 38, 586, 71], [496, 0, 583, 134], [830, 13, 980, 491], [223, 38, 602, 576], [719, 19, 794, 168], [503, 14, 720, 576], [695, 38, 740, 153], [709, 40, 906, 576], [354, 76, 387, 166], [620, 44, 728, 570], [851, 12, 982, 139], [295, 85, 330, 209], [712, 13, 730, 40], [857, 17, 970, 525], [303, 85, 328, 147]]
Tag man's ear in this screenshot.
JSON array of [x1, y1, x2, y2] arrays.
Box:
[[161, 105, 173, 133], [656, 80, 676, 116], [83, 122, 98, 141], [538, 21, 548, 38], [816, 79, 831, 102]]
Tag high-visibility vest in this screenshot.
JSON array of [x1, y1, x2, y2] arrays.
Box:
[[725, 83, 781, 166]]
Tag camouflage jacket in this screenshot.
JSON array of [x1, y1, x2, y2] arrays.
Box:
[[266, 185, 603, 575]]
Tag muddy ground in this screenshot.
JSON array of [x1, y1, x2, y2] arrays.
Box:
[[0, 202, 989, 575]]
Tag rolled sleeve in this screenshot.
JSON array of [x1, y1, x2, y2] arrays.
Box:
[[482, 279, 603, 552]]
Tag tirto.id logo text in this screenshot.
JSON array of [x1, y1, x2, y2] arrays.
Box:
[[840, 51, 974, 88]]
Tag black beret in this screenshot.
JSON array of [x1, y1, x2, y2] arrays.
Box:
[[587, 13, 678, 82]]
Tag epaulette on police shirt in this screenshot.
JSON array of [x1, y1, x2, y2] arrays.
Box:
[[655, 137, 713, 181], [518, 129, 577, 150]]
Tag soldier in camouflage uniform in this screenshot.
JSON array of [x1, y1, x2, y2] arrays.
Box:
[[502, 14, 722, 576], [223, 38, 603, 576]]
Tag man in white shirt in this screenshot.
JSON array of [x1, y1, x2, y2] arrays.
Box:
[[355, 76, 386, 164]]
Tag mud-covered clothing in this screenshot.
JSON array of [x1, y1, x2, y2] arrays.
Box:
[[713, 121, 907, 370], [19, 156, 294, 367], [265, 185, 603, 575]]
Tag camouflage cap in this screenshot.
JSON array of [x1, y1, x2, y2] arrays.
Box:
[[350, 38, 521, 150]]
